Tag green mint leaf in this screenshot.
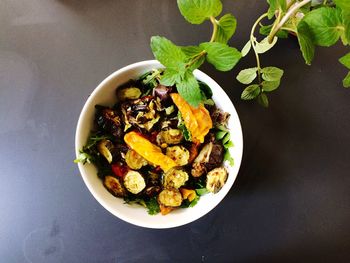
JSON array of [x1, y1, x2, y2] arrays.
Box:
[[177, 0, 222, 24], [302, 7, 343, 47], [259, 25, 289, 38], [181, 45, 206, 70], [297, 21, 315, 65], [339, 52, 350, 69], [200, 42, 241, 71], [199, 81, 213, 99], [145, 197, 160, 215], [160, 69, 181, 86], [150, 36, 187, 69], [333, 0, 350, 11], [267, 0, 287, 19], [342, 11, 350, 44], [254, 36, 278, 54], [176, 71, 203, 107], [241, 41, 251, 57], [241, 84, 261, 100], [261, 66, 284, 81], [343, 72, 350, 88], [236, 67, 258, 84], [257, 92, 269, 107], [215, 14, 237, 43], [262, 80, 280, 92]]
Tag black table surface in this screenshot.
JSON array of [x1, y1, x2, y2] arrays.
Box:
[[1, 1, 349, 262]]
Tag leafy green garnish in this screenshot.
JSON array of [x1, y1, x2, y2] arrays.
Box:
[[145, 197, 160, 215], [178, 111, 192, 141], [196, 188, 209, 196], [150, 0, 240, 107]]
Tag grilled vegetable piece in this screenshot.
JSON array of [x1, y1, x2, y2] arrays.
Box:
[[163, 168, 189, 189], [117, 87, 142, 101], [188, 143, 200, 163], [191, 142, 224, 177], [153, 84, 173, 106], [123, 170, 146, 194], [145, 186, 161, 197], [124, 131, 177, 172], [104, 176, 127, 197], [121, 96, 160, 131], [97, 139, 115, 163], [156, 129, 183, 145], [159, 204, 175, 215], [166, 146, 190, 166], [170, 93, 212, 143], [206, 167, 228, 193], [158, 188, 183, 207], [180, 188, 197, 202], [125, 149, 148, 170], [95, 107, 123, 138]]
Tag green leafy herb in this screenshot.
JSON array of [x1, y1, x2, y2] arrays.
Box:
[[297, 21, 315, 65], [150, 0, 240, 107], [195, 188, 209, 196], [145, 197, 160, 215], [178, 111, 192, 141], [236, 68, 258, 84], [261, 67, 284, 82], [241, 84, 261, 100]]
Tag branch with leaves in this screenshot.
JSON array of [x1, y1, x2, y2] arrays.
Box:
[[150, 0, 241, 107], [237, 0, 350, 107]]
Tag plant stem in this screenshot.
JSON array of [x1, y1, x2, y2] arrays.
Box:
[[251, 13, 269, 83], [209, 16, 218, 42], [185, 50, 207, 69], [267, 0, 311, 43]]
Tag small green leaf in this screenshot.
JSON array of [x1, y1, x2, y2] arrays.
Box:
[[343, 72, 350, 88], [259, 25, 288, 38], [241, 41, 251, 57], [176, 71, 203, 107], [181, 45, 204, 57], [339, 52, 350, 69], [302, 7, 344, 47], [181, 46, 206, 70], [150, 36, 186, 69], [236, 67, 258, 84], [241, 84, 260, 100], [262, 80, 280, 92], [160, 69, 181, 86], [297, 21, 315, 65], [223, 140, 234, 149], [257, 92, 269, 107], [254, 36, 278, 54], [200, 42, 241, 71], [215, 14, 237, 43], [222, 133, 231, 145], [199, 81, 213, 99], [341, 11, 350, 44], [333, 0, 350, 11], [196, 188, 209, 196], [267, 0, 287, 19], [261, 67, 284, 81], [177, 0, 222, 24]]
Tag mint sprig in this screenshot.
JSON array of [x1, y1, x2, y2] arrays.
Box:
[[237, 0, 349, 107], [150, 0, 241, 107]]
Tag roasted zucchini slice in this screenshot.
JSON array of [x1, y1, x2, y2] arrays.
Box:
[[206, 167, 228, 193], [163, 168, 189, 189], [166, 145, 189, 166], [125, 149, 148, 170], [158, 188, 183, 207], [123, 170, 146, 194], [97, 139, 115, 163]]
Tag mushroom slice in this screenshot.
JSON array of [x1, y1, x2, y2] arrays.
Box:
[[163, 168, 189, 189], [158, 188, 183, 207], [125, 149, 148, 170], [104, 176, 127, 197], [123, 171, 146, 194], [166, 145, 190, 166], [206, 167, 228, 194], [97, 139, 115, 163]]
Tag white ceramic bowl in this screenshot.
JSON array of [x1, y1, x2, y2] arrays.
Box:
[[75, 60, 243, 228]]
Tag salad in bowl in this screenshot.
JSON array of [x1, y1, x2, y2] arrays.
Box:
[[75, 60, 243, 228]]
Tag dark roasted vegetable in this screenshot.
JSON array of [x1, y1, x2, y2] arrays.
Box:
[[117, 86, 142, 101], [121, 96, 160, 131], [97, 139, 115, 163], [95, 106, 123, 138], [153, 84, 173, 106], [104, 176, 127, 197], [191, 142, 224, 177]]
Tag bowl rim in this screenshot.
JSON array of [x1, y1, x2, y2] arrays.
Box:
[[75, 60, 243, 228]]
